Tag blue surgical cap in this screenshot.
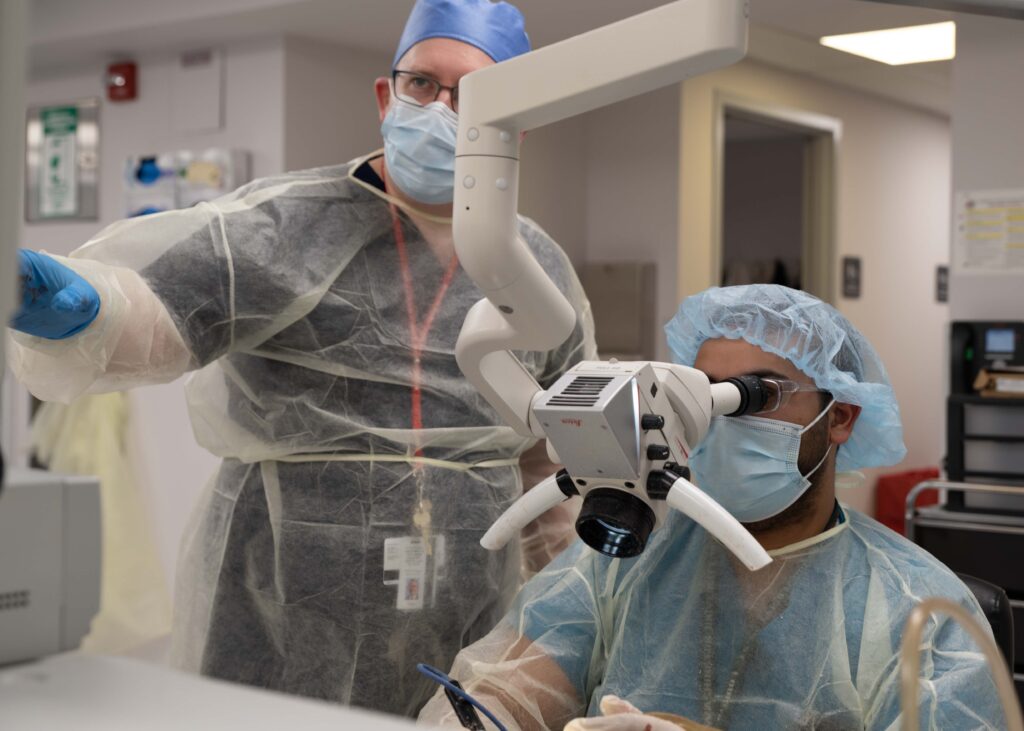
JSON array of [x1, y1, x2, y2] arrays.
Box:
[[665, 284, 906, 472], [393, 0, 531, 69]]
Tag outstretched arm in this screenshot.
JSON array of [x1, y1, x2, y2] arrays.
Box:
[[419, 624, 585, 731]]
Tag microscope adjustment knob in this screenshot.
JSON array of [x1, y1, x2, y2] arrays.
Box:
[[646, 444, 671, 461], [640, 414, 665, 431]]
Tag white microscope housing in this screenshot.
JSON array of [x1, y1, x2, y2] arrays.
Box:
[[0, 469, 101, 664]]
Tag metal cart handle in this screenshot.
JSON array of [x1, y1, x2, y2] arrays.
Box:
[[905, 479, 1024, 542]]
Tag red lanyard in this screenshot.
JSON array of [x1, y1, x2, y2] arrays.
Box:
[[388, 204, 460, 450]]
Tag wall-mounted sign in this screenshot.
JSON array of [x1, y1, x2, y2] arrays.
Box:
[[25, 98, 99, 222], [954, 189, 1024, 274], [39, 106, 78, 216]]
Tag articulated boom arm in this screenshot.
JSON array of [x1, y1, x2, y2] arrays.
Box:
[[453, 0, 748, 435]]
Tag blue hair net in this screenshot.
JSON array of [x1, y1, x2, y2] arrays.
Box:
[[665, 284, 906, 471], [393, 0, 531, 68]]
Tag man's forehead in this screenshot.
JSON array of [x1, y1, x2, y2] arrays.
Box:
[[397, 37, 494, 77], [693, 337, 811, 384]]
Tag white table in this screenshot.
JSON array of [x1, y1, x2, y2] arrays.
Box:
[[0, 652, 427, 730]]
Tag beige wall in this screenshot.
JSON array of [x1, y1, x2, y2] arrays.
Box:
[[283, 38, 390, 172], [679, 60, 951, 514]]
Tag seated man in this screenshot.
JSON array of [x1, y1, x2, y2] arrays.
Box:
[[419, 284, 1005, 730]]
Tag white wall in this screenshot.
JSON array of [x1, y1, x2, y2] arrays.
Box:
[[22, 38, 287, 591], [680, 60, 951, 515], [26, 38, 286, 249], [949, 14, 1024, 321], [519, 88, 680, 363], [283, 37, 391, 172], [519, 117, 589, 266], [582, 87, 681, 363]]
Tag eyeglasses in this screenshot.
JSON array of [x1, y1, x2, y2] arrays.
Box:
[[392, 70, 460, 112], [755, 378, 829, 415]]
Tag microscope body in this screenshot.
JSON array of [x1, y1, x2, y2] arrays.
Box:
[[534, 361, 711, 547]]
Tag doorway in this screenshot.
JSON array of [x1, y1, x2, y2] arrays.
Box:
[[714, 98, 840, 301]]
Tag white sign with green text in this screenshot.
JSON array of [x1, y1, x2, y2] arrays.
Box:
[[39, 105, 78, 218]]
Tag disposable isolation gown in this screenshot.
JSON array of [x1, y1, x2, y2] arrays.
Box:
[[8, 153, 595, 715], [419, 507, 1006, 730]]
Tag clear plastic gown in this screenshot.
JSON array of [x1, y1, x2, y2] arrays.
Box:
[[419, 508, 1006, 730], [8, 156, 595, 715]]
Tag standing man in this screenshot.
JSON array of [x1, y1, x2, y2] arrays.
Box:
[[8, 0, 595, 716]]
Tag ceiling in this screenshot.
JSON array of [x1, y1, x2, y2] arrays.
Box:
[[29, 0, 956, 63], [749, 0, 951, 38], [28, 0, 959, 103]]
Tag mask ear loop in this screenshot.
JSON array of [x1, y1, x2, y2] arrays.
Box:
[[799, 398, 837, 480], [802, 443, 833, 480], [798, 398, 836, 436]]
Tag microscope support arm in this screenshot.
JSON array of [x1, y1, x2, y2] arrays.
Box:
[[453, 0, 748, 435]]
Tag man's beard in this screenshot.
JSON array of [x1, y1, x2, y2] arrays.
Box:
[[741, 412, 833, 535]]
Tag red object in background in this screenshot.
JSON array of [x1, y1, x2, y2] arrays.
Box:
[[107, 61, 137, 102], [875, 467, 941, 536]]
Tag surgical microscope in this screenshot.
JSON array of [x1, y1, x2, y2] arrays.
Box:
[[450, 0, 772, 571]]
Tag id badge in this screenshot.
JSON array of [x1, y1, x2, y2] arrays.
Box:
[[383, 535, 447, 611]]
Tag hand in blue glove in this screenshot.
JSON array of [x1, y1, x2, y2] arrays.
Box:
[[11, 249, 100, 339]]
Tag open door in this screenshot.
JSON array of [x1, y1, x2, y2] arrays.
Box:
[[713, 96, 840, 302]]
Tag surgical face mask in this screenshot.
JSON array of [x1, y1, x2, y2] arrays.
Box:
[[381, 95, 458, 205], [688, 400, 835, 524]]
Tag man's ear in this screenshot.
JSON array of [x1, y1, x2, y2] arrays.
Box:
[[374, 77, 391, 123], [829, 402, 862, 446]]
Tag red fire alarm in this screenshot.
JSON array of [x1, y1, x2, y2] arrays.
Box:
[[107, 61, 137, 102]]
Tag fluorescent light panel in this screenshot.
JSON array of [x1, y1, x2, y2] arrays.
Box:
[[820, 21, 956, 65]]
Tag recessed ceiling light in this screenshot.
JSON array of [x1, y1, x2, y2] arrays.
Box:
[[820, 21, 956, 65]]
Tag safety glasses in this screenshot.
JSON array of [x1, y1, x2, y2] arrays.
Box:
[[755, 377, 829, 415]]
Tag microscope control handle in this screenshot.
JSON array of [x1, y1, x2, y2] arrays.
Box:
[[480, 472, 572, 551], [665, 475, 772, 571]]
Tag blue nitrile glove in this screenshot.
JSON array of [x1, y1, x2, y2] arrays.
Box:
[[11, 249, 100, 339]]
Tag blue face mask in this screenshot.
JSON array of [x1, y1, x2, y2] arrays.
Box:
[[381, 95, 458, 205], [688, 400, 835, 524]]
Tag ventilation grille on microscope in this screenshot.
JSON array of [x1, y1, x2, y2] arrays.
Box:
[[0, 590, 30, 611], [547, 376, 614, 407]]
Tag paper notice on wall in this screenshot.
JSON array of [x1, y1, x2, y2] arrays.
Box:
[[39, 106, 79, 218], [954, 189, 1024, 274]]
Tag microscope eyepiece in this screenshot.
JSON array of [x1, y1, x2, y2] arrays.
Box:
[[722, 375, 769, 416]]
